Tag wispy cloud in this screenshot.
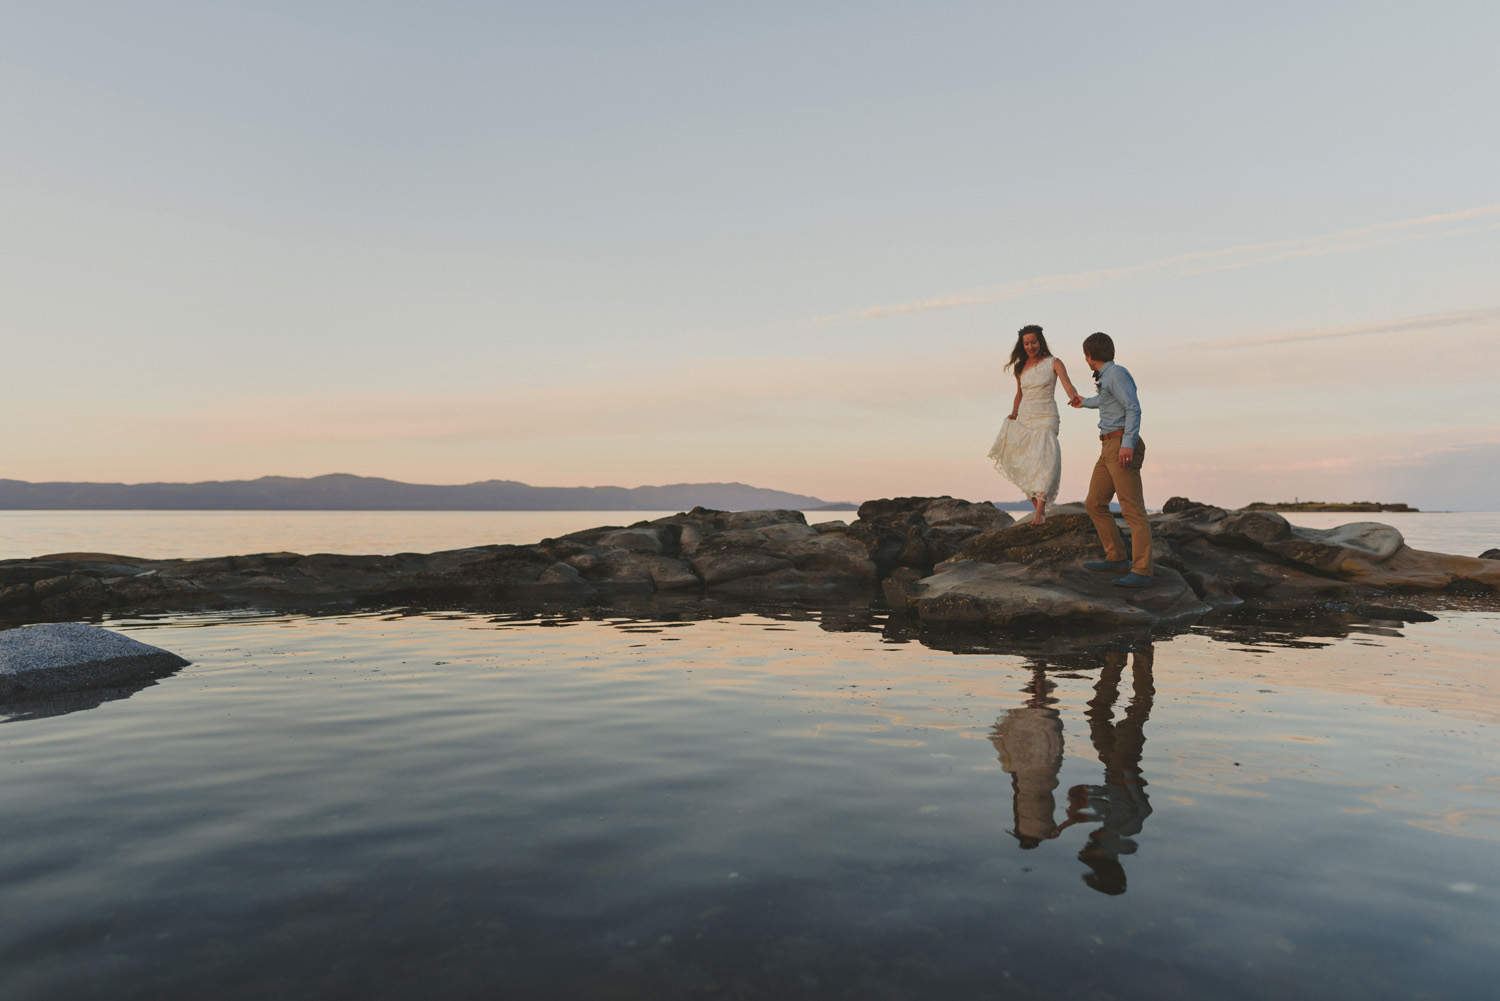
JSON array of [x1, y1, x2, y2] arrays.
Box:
[[136, 356, 1003, 448], [1203, 307, 1500, 349], [811, 204, 1500, 326]]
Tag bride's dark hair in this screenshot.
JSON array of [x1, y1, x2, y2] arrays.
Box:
[[1006, 324, 1051, 373]]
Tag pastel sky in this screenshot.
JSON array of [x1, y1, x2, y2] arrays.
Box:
[[3, 1, 1497, 509]]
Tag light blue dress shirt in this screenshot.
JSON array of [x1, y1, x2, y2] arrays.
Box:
[[1080, 360, 1141, 449]]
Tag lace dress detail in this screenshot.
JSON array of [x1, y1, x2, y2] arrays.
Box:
[[987, 357, 1062, 505]]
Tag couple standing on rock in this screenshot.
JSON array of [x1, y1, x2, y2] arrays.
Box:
[[987, 326, 1153, 589]]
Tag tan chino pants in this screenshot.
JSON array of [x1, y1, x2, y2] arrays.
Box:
[[1085, 436, 1152, 576]]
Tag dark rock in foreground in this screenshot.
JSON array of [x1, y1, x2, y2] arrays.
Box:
[[890, 506, 1498, 628], [1, 622, 190, 698], [0, 498, 1494, 633], [0, 500, 1001, 620]]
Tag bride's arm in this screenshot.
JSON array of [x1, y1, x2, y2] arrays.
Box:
[[1053, 358, 1083, 406], [1008, 377, 1022, 419]]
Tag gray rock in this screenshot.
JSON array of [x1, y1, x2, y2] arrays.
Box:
[[1266, 522, 1405, 574], [536, 562, 597, 594], [759, 532, 878, 579], [595, 527, 668, 554], [847, 496, 1008, 574], [0, 623, 189, 698], [715, 509, 808, 531], [561, 549, 661, 591], [922, 497, 1016, 530], [1480, 548, 1500, 561], [881, 567, 923, 607], [643, 557, 702, 591], [689, 525, 814, 551], [1161, 496, 1212, 514], [906, 560, 1211, 629], [686, 547, 795, 586], [0, 500, 1492, 631]]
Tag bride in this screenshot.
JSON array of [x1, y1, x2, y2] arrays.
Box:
[[988, 324, 1082, 526]]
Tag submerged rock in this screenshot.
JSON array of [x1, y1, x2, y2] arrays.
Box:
[[0, 622, 190, 698]]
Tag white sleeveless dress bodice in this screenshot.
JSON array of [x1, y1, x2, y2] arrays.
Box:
[[987, 358, 1062, 505]]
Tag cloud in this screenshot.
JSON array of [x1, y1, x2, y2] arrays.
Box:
[[1194, 307, 1500, 349], [811, 204, 1500, 326], [133, 354, 1005, 449]]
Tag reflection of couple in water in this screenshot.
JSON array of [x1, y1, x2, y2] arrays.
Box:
[[991, 646, 1155, 895]]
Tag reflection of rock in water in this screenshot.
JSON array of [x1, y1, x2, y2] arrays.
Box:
[[1070, 647, 1155, 895], [992, 671, 1066, 848], [1, 678, 162, 723]]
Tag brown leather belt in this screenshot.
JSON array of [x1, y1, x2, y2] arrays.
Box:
[[1100, 429, 1124, 441]]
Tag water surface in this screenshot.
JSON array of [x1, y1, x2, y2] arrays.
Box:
[[2, 605, 1497, 999]]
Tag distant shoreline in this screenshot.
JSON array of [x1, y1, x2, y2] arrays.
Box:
[[0, 474, 851, 512], [1242, 501, 1419, 513]]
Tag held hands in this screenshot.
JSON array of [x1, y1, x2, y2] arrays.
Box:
[[1067, 393, 1083, 408]]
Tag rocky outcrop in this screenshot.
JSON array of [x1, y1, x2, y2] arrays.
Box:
[[1161, 496, 1213, 515], [845, 496, 1015, 575], [0, 506, 894, 619], [0, 499, 1493, 632], [885, 504, 1500, 629], [1, 622, 189, 698], [0, 499, 1017, 620], [913, 559, 1210, 628]]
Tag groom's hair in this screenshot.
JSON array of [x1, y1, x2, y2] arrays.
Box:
[[1082, 331, 1115, 361]]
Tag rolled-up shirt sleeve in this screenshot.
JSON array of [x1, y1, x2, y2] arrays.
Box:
[[1108, 368, 1141, 448]]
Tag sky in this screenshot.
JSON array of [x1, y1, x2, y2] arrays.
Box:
[[2, 1, 1498, 509]]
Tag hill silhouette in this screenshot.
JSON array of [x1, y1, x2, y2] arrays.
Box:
[[0, 474, 852, 511]]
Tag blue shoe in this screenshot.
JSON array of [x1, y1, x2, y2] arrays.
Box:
[[1084, 559, 1131, 574], [1110, 572, 1154, 589]]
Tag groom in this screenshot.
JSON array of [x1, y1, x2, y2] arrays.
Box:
[[1069, 332, 1152, 588]]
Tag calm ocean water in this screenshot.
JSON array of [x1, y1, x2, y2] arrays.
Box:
[[0, 509, 1494, 561], [2, 606, 1498, 999], [2, 509, 1498, 999]]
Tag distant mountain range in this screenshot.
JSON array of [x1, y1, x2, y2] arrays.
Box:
[[0, 474, 854, 512]]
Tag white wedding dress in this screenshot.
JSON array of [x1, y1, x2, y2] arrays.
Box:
[[988, 357, 1062, 506]]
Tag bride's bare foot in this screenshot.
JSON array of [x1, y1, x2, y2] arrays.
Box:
[[1030, 499, 1046, 527]]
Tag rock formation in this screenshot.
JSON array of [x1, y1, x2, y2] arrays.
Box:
[[1, 622, 189, 699], [0, 498, 1493, 632], [891, 504, 1498, 629]]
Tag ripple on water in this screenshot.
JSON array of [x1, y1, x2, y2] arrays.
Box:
[[1, 608, 1498, 1000]]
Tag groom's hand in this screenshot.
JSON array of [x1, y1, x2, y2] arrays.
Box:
[[1118, 447, 1134, 468], [1068, 396, 1083, 408]]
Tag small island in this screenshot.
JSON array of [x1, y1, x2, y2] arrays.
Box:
[[1241, 501, 1419, 513]]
